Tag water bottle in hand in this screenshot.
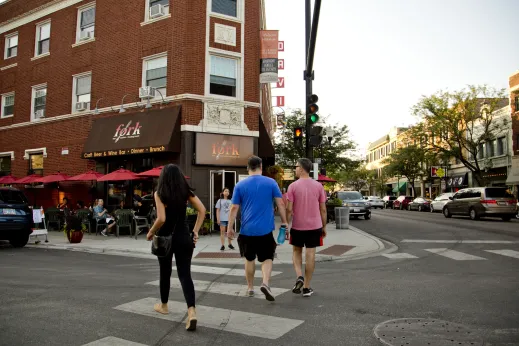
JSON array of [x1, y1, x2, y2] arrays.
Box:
[[277, 225, 287, 245]]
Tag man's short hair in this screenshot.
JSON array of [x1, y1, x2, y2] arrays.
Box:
[[248, 155, 262, 171], [297, 158, 313, 174]]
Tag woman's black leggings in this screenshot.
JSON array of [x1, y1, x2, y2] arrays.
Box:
[[157, 236, 195, 307]]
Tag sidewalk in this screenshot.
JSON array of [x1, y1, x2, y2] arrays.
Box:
[[26, 218, 389, 264]]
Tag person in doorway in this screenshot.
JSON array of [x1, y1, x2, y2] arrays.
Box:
[[216, 188, 235, 251], [227, 156, 288, 301], [93, 199, 116, 236], [146, 164, 205, 331], [286, 158, 327, 297]]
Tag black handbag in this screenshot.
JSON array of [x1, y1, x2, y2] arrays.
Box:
[[151, 218, 177, 258]]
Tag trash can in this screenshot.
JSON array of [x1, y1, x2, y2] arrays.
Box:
[[335, 207, 349, 229]]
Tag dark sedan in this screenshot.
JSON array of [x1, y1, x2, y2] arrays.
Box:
[[0, 187, 33, 248], [408, 197, 432, 212]]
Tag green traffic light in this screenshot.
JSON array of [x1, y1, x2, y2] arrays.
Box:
[[310, 114, 319, 123]]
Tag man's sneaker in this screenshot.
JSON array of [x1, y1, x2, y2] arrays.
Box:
[[302, 288, 314, 297], [260, 283, 275, 301], [220, 245, 225, 251], [247, 290, 254, 297], [101, 230, 107, 237], [292, 276, 304, 294], [228, 244, 235, 250]]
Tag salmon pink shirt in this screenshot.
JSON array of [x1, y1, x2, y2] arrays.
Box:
[[286, 178, 327, 230]]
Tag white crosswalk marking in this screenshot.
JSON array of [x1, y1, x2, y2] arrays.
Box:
[[114, 297, 304, 340], [82, 336, 148, 346], [382, 253, 418, 259], [145, 279, 289, 299], [164, 265, 282, 278], [485, 250, 519, 259], [402, 239, 519, 244], [424, 248, 487, 261]]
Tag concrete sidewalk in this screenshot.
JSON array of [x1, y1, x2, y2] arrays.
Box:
[[26, 219, 388, 264]]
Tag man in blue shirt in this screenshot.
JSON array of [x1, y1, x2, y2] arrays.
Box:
[[227, 156, 288, 301]]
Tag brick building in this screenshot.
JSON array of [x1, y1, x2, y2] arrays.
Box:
[[0, 0, 275, 214], [505, 70, 519, 192]]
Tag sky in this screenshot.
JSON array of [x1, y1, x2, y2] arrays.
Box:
[[265, 0, 519, 154]]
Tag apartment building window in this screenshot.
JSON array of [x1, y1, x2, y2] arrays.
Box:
[[515, 96, 519, 112], [477, 143, 485, 160], [35, 21, 51, 56], [145, 0, 169, 21], [486, 140, 495, 158], [29, 153, 44, 176], [212, 0, 237, 18], [4, 33, 18, 59], [0, 155, 11, 176], [76, 5, 95, 42], [1, 93, 14, 118], [143, 54, 167, 98], [32, 85, 47, 120], [210, 55, 237, 97], [72, 73, 91, 112], [496, 137, 505, 156]]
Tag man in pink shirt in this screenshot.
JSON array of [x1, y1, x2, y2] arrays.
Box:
[[286, 158, 327, 297]]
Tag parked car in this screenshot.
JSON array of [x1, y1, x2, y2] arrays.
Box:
[[0, 187, 33, 248], [366, 196, 384, 209], [382, 196, 397, 209], [443, 187, 518, 221], [430, 193, 454, 213], [408, 197, 432, 211], [392, 196, 414, 210], [332, 191, 371, 220]]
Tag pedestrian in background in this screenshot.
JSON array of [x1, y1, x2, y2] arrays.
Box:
[[286, 158, 327, 297], [216, 187, 235, 251], [146, 164, 205, 331], [227, 156, 288, 301]]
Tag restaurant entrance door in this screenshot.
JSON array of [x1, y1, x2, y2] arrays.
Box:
[[209, 170, 237, 232]]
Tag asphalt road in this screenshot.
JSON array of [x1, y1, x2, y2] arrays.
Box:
[[0, 209, 518, 346]]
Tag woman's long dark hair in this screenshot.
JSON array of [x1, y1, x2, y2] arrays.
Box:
[[156, 164, 194, 207]]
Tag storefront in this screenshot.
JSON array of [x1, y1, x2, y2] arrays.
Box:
[[446, 173, 468, 192], [482, 167, 508, 187]]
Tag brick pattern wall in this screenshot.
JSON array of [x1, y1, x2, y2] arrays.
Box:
[[0, 0, 56, 23]]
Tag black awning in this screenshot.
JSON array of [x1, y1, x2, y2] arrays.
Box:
[[446, 173, 468, 188], [82, 107, 181, 159], [258, 115, 275, 158]]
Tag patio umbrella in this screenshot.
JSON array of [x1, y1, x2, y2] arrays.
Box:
[[68, 170, 105, 181], [36, 172, 70, 184], [317, 174, 336, 183], [137, 166, 190, 179], [0, 175, 18, 184], [13, 174, 42, 184], [97, 168, 140, 182]]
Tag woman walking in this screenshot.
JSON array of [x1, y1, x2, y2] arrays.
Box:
[[216, 188, 235, 251], [146, 164, 206, 331]]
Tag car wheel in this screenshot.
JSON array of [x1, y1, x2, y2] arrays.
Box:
[[443, 207, 452, 218], [407, 205, 411, 211], [469, 208, 480, 221], [364, 213, 371, 220], [502, 216, 512, 222], [418, 205, 422, 212], [399, 204, 403, 210], [9, 234, 29, 248]]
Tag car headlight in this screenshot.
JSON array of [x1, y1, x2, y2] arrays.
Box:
[[343, 202, 351, 207]]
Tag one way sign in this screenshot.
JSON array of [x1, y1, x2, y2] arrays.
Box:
[[276, 77, 285, 88]]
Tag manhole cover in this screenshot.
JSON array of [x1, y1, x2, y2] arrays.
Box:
[[373, 318, 485, 346]]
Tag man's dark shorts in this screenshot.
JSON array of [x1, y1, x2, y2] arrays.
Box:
[[238, 232, 277, 262], [289, 228, 323, 248]]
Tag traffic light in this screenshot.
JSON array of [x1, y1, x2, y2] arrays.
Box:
[[307, 94, 319, 125], [294, 127, 303, 148], [309, 125, 324, 147]]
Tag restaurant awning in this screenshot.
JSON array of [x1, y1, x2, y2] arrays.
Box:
[[82, 107, 181, 159], [447, 173, 468, 188], [392, 182, 406, 193]]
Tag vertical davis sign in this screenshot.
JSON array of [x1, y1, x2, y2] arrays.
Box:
[[260, 30, 279, 84]]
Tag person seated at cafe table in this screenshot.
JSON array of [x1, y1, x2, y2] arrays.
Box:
[[76, 200, 89, 210], [93, 199, 116, 236], [133, 195, 151, 217], [57, 197, 69, 209]]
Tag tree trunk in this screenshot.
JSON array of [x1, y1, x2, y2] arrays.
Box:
[[409, 181, 415, 197], [472, 170, 486, 187]]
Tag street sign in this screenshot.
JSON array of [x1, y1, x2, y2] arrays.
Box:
[[431, 166, 447, 178]]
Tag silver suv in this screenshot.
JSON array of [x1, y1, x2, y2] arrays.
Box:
[[443, 187, 517, 221], [333, 191, 371, 220]]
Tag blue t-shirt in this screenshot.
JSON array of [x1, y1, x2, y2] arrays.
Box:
[[231, 175, 282, 236]]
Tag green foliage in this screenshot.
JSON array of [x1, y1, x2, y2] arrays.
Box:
[[335, 165, 371, 191], [62, 215, 87, 235], [384, 146, 425, 195], [326, 197, 343, 207], [186, 207, 197, 216], [266, 165, 284, 190]]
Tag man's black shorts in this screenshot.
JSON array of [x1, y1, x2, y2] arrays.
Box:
[[237, 232, 277, 262], [289, 228, 323, 248]]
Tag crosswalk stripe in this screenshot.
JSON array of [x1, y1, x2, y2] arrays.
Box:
[[485, 250, 519, 259], [114, 297, 304, 339], [382, 253, 418, 259], [145, 279, 289, 299], [82, 336, 147, 346], [424, 248, 487, 260], [162, 265, 282, 278], [402, 239, 519, 244]]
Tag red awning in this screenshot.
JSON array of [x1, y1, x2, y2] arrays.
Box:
[[137, 166, 189, 179], [317, 174, 336, 183], [68, 170, 105, 181], [13, 174, 42, 184], [0, 175, 18, 184], [97, 168, 140, 182], [36, 173, 70, 184]]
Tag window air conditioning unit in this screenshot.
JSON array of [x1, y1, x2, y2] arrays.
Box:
[[80, 31, 93, 41], [150, 4, 165, 18], [75, 102, 88, 111], [35, 109, 45, 119], [139, 86, 156, 99]]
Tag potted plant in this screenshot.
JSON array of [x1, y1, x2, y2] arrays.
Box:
[[63, 215, 87, 244], [200, 212, 213, 235]]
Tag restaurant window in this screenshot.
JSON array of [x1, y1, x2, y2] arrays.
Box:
[[4, 32, 18, 59], [145, 0, 169, 22], [72, 73, 91, 112], [210, 55, 237, 97], [143, 54, 167, 99], [496, 137, 505, 156], [0, 156, 11, 176], [1, 92, 14, 118], [32, 84, 47, 120], [35, 21, 51, 57], [212, 0, 237, 18], [29, 153, 44, 176], [76, 5, 95, 42]]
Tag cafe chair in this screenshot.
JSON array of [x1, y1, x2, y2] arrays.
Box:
[[134, 209, 151, 240], [76, 209, 91, 233], [114, 209, 133, 238], [45, 207, 62, 231]]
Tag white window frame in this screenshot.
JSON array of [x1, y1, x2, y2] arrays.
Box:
[[207, 53, 240, 100], [72, 71, 92, 113], [34, 20, 51, 58], [75, 3, 96, 44], [1, 92, 15, 119], [4, 32, 18, 59], [31, 83, 47, 121], [142, 52, 168, 100], [143, 0, 171, 24], [210, 0, 241, 21], [24, 147, 47, 160]]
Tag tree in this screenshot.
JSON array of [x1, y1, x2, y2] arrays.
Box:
[[410, 85, 508, 186], [372, 168, 390, 197], [335, 165, 371, 191], [274, 110, 356, 177], [384, 145, 426, 196]]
